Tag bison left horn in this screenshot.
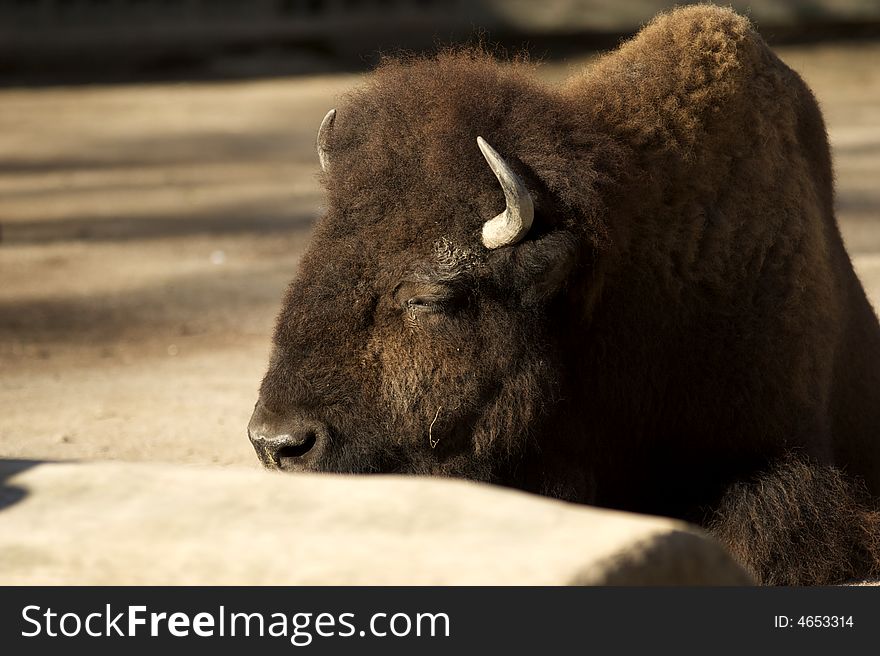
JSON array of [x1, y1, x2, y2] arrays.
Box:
[[477, 136, 535, 249], [317, 108, 336, 172]]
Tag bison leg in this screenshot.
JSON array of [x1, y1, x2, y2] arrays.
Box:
[[705, 456, 880, 585]]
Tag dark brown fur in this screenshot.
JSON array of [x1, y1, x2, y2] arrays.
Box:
[[253, 6, 880, 584]]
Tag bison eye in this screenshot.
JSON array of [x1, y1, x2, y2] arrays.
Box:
[[405, 297, 441, 313], [395, 280, 462, 318]]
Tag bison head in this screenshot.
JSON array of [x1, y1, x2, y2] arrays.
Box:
[[248, 51, 627, 502]]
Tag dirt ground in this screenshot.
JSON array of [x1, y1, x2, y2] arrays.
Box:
[[1, 42, 880, 472]]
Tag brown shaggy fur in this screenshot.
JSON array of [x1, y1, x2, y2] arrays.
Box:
[[252, 6, 880, 584], [708, 457, 880, 585]]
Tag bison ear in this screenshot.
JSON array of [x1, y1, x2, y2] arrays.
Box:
[[490, 229, 580, 306]]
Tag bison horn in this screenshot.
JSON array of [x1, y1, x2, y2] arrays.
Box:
[[317, 108, 336, 172], [477, 136, 534, 249]]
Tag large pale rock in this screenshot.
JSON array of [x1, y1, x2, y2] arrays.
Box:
[[0, 460, 751, 585]]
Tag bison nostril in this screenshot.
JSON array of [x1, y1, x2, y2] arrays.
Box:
[[275, 432, 317, 461], [247, 401, 327, 470]]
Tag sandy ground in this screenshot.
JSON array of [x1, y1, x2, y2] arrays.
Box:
[[1, 43, 880, 472]]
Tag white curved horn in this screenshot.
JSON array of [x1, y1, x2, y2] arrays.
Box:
[[317, 108, 336, 172], [476, 136, 534, 249]]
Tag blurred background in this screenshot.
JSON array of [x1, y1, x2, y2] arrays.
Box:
[[1, 0, 879, 469]]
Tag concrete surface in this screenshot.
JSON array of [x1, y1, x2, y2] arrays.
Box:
[[0, 459, 752, 585]]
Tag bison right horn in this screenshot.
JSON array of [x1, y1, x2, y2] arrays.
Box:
[[316, 108, 336, 172], [477, 136, 534, 249]]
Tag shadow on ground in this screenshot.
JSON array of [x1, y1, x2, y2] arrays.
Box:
[[0, 460, 40, 512]]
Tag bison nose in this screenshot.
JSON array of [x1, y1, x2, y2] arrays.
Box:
[[247, 402, 327, 471]]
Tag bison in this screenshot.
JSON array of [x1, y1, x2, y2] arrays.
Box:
[[248, 5, 880, 584]]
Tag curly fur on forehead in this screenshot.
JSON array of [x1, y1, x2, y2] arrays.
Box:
[[325, 49, 552, 184], [317, 48, 626, 253]]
